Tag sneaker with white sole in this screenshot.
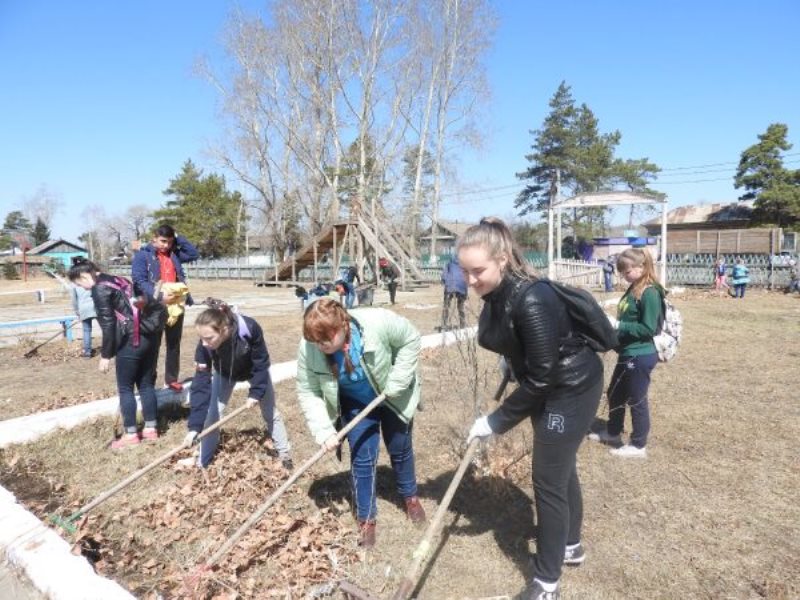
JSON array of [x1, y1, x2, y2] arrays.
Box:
[[587, 430, 622, 445], [564, 542, 585, 566], [516, 578, 560, 600], [610, 444, 647, 458]]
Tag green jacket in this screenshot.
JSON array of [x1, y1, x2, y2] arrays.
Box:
[[616, 284, 663, 357], [296, 307, 422, 445]]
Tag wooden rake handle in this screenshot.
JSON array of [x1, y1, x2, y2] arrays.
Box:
[[392, 437, 480, 600], [203, 393, 387, 569], [74, 402, 253, 519], [393, 375, 509, 600]]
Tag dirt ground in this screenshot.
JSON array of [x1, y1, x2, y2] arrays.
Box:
[[0, 277, 798, 599]]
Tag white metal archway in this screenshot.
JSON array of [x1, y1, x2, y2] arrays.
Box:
[[547, 191, 669, 284]]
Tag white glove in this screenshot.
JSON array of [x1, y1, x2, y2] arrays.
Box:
[[467, 416, 493, 443], [183, 431, 198, 447], [246, 397, 259, 408]]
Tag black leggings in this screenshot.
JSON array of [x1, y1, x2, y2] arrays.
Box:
[[531, 376, 602, 583]]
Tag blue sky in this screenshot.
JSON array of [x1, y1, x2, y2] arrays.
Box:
[[1, 1, 799, 242]]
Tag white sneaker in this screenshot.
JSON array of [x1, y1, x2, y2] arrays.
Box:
[[587, 430, 621, 445], [610, 444, 647, 458]]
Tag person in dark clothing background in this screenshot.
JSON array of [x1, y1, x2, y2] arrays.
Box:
[[379, 257, 400, 305], [131, 224, 199, 390], [440, 255, 467, 329], [459, 217, 603, 600]]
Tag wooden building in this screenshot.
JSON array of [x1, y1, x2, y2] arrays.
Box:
[[643, 201, 795, 255]]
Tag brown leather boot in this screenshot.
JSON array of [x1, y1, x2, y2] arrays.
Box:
[[404, 496, 426, 525], [358, 520, 376, 548]]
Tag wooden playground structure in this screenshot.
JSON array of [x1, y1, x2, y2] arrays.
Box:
[[256, 211, 434, 291]]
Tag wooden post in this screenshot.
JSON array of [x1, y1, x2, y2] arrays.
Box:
[[333, 225, 339, 276]]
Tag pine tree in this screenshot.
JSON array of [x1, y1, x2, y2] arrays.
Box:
[[32, 217, 51, 246], [734, 123, 800, 227], [154, 159, 246, 258]]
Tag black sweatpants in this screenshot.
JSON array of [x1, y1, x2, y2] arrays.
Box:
[[161, 312, 184, 385], [531, 376, 602, 583]]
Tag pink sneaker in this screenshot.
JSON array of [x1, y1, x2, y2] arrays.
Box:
[[141, 428, 159, 442], [111, 433, 141, 450]]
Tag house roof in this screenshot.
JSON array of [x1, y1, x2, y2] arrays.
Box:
[[643, 201, 754, 227], [420, 221, 475, 239], [29, 239, 88, 254]]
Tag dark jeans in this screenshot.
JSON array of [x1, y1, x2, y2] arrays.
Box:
[[161, 312, 184, 384], [341, 397, 417, 521], [442, 291, 466, 328], [531, 376, 602, 584], [387, 281, 398, 304], [606, 352, 658, 448], [734, 283, 746, 298], [116, 333, 160, 430]]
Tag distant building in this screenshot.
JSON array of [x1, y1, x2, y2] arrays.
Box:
[[29, 239, 88, 269], [419, 221, 475, 259], [643, 201, 755, 233], [643, 201, 794, 254]]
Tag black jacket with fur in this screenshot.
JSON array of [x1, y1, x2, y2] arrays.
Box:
[[479, 275, 603, 434]]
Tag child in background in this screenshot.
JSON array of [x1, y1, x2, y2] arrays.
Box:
[[713, 258, 729, 296], [70, 271, 97, 358], [731, 258, 750, 299]]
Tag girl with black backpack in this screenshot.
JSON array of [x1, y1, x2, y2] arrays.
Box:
[[68, 258, 166, 450], [458, 217, 604, 600]]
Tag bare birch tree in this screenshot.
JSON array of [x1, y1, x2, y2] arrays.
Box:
[[428, 0, 495, 260]]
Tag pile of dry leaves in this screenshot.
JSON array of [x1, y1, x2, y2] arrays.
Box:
[[66, 433, 362, 598]]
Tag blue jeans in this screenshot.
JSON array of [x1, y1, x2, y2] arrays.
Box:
[[341, 397, 417, 521], [606, 353, 658, 448], [734, 283, 746, 298], [116, 333, 160, 431], [345, 289, 356, 309], [199, 371, 291, 467], [81, 318, 94, 355]]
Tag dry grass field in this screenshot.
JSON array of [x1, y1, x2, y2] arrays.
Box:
[[0, 277, 798, 599]]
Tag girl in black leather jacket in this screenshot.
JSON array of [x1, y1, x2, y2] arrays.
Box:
[[459, 217, 603, 600], [69, 259, 166, 450]]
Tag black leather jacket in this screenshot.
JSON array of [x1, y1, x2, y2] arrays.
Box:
[[479, 275, 603, 434], [91, 273, 164, 359], [91, 273, 132, 359]]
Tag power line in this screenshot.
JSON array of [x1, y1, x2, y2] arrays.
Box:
[[436, 155, 800, 200], [657, 151, 800, 172]]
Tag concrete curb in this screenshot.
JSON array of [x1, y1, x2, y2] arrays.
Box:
[[0, 487, 134, 600], [0, 328, 473, 598]]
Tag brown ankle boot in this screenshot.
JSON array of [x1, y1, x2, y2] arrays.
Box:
[[358, 520, 376, 548], [404, 496, 426, 525]]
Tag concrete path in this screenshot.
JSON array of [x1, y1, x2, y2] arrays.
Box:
[[0, 561, 43, 600]]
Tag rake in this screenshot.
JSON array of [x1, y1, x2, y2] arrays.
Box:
[[49, 402, 254, 534], [185, 393, 388, 587]]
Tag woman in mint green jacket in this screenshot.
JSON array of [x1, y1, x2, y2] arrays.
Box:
[[296, 298, 426, 548]]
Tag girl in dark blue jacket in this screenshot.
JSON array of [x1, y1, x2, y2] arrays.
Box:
[[183, 301, 292, 469]]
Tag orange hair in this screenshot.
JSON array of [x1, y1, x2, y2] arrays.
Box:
[[303, 298, 354, 374]]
